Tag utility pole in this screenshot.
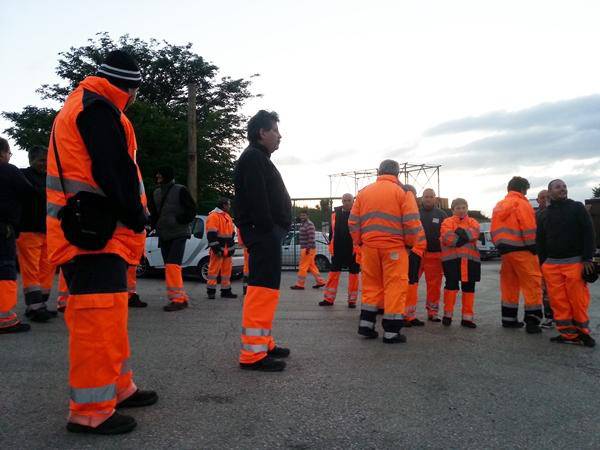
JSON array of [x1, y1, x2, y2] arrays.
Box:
[[186, 83, 198, 202]]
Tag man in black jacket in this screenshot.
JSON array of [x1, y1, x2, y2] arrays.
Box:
[[0, 137, 34, 334], [234, 110, 291, 372], [16, 145, 57, 322], [537, 179, 596, 347]]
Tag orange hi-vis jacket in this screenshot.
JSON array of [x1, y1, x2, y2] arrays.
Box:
[[348, 175, 422, 249], [440, 215, 480, 263], [46, 76, 147, 266], [490, 191, 537, 254], [206, 208, 235, 252]]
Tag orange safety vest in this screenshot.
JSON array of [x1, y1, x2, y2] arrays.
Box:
[[46, 76, 146, 266], [440, 215, 480, 263], [490, 191, 537, 250], [348, 175, 422, 249], [206, 208, 235, 251]]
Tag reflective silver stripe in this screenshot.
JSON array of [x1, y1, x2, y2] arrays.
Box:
[[47, 175, 104, 195], [206, 275, 218, 280], [139, 180, 146, 196], [28, 302, 46, 311], [361, 224, 403, 235], [242, 327, 272, 337], [217, 233, 233, 238], [221, 276, 231, 281], [491, 227, 523, 237], [462, 315, 474, 320], [208, 242, 220, 247], [545, 257, 582, 264], [522, 228, 537, 235], [401, 213, 420, 223], [502, 316, 518, 322], [0, 316, 19, 328], [70, 384, 116, 404], [361, 304, 379, 312], [297, 275, 306, 280], [0, 310, 16, 318], [348, 224, 360, 232], [348, 214, 360, 222], [559, 327, 579, 334], [573, 320, 590, 328], [120, 358, 131, 375], [47, 202, 62, 218], [241, 343, 269, 353], [555, 320, 573, 326], [384, 332, 398, 339], [403, 226, 423, 236], [206, 227, 218, 232], [523, 239, 536, 246], [383, 313, 404, 320], [501, 301, 518, 309], [359, 320, 375, 328], [494, 238, 527, 247], [358, 211, 403, 223], [23, 285, 41, 294]]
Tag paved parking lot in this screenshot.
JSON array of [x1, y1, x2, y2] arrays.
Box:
[[2, 261, 600, 449]]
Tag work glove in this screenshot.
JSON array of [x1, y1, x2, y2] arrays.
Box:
[[408, 251, 422, 284], [455, 228, 469, 247], [213, 246, 224, 256], [226, 248, 236, 258]]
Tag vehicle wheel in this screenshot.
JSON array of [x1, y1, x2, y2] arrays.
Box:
[[315, 255, 330, 272], [136, 256, 150, 278], [198, 257, 209, 283]]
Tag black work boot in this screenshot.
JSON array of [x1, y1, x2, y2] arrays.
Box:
[[240, 356, 286, 372], [29, 308, 53, 323], [525, 320, 542, 334], [267, 346, 290, 358], [428, 316, 441, 323], [163, 301, 188, 312], [502, 321, 525, 329], [579, 333, 596, 348], [442, 317, 452, 326], [290, 285, 304, 290], [348, 302, 356, 309], [409, 318, 425, 327], [319, 300, 334, 307], [128, 293, 147, 308], [383, 333, 407, 344], [117, 389, 158, 408], [461, 320, 477, 329], [207, 288, 216, 300], [0, 322, 31, 334], [358, 327, 379, 339], [221, 289, 238, 299], [66, 412, 137, 435]]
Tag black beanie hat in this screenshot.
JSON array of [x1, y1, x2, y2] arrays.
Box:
[[97, 50, 142, 90], [156, 166, 175, 184]]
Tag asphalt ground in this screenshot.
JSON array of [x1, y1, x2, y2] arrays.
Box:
[[2, 261, 600, 449]]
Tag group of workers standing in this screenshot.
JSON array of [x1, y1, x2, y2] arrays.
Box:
[[0, 49, 597, 436]]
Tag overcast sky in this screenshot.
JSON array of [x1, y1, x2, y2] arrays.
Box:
[[2, 0, 599, 214]]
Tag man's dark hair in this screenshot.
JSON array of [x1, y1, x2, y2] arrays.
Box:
[[28, 145, 47, 163], [548, 179, 563, 190], [217, 197, 230, 209], [155, 166, 175, 184], [507, 176, 530, 193], [300, 209, 309, 215], [0, 137, 9, 154], [247, 110, 279, 144]]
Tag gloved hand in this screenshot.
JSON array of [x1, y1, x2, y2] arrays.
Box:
[[226, 248, 236, 258], [455, 228, 469, 247], [213, 246, 224, 256], [408, 251, 421, 283]]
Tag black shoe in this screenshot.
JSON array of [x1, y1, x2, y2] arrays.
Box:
[[579, 333, 596, 348], [0, 322, 31, 334], [550, 335, 581, 345], [240, 356, 286, 372], [461, 320, 477, 329], [290, 285, 304, 290], [409, 318, 425, 327], [207, 292, 216, 299], [128, 293, 147, 308], [66, 412, 137, 435], [29, 308, 53, 323], [525, 322, 542, 334], [267, 346, 290, 358], [117, 389, 158, 409], [503, 321, 525, 328], [163, 301, 188, 312], [46, 309, 59, 317], [358, 327, 379, 339], [442, 317, 452, 326], [312, 283, 326, 289], [403, 319, 413, 328], [348, 303, 356, 309], [319, 300, 334, 306], [428, 316, 441, 323], [383, 334, 407, 344], [221, 289, 238, 299]]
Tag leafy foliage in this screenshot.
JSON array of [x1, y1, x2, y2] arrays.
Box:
[[593, 185, 600, 198]]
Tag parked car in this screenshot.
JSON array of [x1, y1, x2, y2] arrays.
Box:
[[477, 222, 499, 260], [138, 215, 244, 282], [281, 230, 331, 271]]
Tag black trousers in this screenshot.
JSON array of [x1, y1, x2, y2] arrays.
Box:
[[159, 237, 187, 265], [0, 226, 17, 282], [330, 252, 360, 274], [239, 225, 286, 290]]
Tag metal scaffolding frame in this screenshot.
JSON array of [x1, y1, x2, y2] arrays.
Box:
[[328, 163, 441, 198]]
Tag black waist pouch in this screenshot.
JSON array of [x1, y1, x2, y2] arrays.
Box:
[[58, 191, 117, 251]]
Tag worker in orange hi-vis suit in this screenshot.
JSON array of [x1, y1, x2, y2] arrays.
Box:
[[290, 210, 326, 290], [349, 159, 423, 344], [401, 185, 428, 327], [319, 193, 361, 308], [47, 51, 157, 435], [491, 176, 543, 334], [206, 198, 238, 300], [537, 179, 596, 347], [440, 198, 481, 329], [237, 228, 249, 295]]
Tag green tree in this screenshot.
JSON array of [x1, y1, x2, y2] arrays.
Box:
[[3, 33, 258, 211], [593, 185, 600, 198]]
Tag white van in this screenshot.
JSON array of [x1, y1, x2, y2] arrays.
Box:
[[477, 222, 499, 260], [138, 215, 244, 282]]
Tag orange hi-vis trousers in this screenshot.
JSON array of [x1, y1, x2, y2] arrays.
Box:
[[421, 252, 443, 318], [500, 251, 543, 326], [294, 248, 325, 287], [0, 231, 19, 329], [57, 269, 69, 311], [443, 289, 475, 321], [127, 265, 137, 296], [323, 272, 360, 305], [161, 238, 188, 304], [542, 258, 591, 339], [207, 252, 233, 290], [62, 254, 137, 428], [16, 232, 55, 310], [359, 246, 408, 339]]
